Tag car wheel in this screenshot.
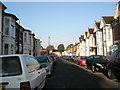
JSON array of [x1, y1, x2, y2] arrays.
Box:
[[85, 64, 88, 69], [91, 65, 96, 73], [108, 69, 115, 79]]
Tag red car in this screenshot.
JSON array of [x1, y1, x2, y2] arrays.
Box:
[[76, 56, 88, 65]]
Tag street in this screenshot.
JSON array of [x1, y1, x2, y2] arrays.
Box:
[[47, 57, 120, 89]]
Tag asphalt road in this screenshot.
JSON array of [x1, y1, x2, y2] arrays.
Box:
[[47, 57, 120, 89]]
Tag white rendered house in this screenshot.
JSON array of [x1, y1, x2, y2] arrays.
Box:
[[3, 13, 18, 55]]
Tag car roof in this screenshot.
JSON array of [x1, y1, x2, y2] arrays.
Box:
[[35, 55, 49, 57], [80, 56, 88, 57], [0, 54, 31, 57]]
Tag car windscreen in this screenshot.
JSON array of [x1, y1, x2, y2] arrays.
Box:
[[94, 56, 106, 60], [35, 56, 49, 63], [81, 57, 88, 59], [0, 56, 22, 77]]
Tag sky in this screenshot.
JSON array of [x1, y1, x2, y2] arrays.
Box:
[[3, 2, 117, 49]]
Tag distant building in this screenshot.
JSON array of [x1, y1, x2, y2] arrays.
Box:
[[41, 48, 48, 55], [79, 35, 85, 56], [87, 28, 96, 55], [76, 42, 80, 56], [84, 32, 89, 56]]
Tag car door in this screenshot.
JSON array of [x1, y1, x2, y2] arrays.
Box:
[[87, 56, 93, 67], [24, 56, 44, 88], [108, 51, 118, 71]]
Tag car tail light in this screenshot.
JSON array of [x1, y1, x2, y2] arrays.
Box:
[[83, 61, 86, 63], [20, 81, 31, 90]]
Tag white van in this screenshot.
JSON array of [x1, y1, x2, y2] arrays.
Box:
[[0, 54, 47, 90]]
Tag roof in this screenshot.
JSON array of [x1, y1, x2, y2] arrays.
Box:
[[102, 16, 114, 24], [81, 35, 84, 40], [0, 2, 7, 10], [88, 28, 94, 34], [85, 32, 88, 37], [30, 33, 35, 36], [24, 29, 32, 32], [15, 22, 25, 30], [95, 21, 100, 28], [4, 12, 19, 21]]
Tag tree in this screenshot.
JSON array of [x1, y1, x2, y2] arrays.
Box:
[[66, 44, 74, 51], [57, 44, 65, 52], [46, 45, 55, 50]]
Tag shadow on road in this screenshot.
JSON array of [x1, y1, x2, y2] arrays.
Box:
[[47, 58, 120, 89]]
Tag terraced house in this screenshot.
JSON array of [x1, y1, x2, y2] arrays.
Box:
[[100, 16, 114, 56], [87, 28, 96, 56], [0, 2, 6, 55], [65, 1, 120, 57], [111, 1, 120, 50], [94, 21, 102, 55], [3, 13, 18, 55], [79, 35, 85, 56], [0, 2, 42, 56]]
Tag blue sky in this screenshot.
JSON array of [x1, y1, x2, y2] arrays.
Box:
[[3, 2, 117, 49]]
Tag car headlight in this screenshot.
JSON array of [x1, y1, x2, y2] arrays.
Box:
[[96, 63, 102, 67]]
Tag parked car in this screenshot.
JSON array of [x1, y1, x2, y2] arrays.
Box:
[[76, 56, 88, 65], [72, 56, 80, 63], [35, 55, 53, 75], [65, 56, 72, 61], [86, 55, 108, 72], [70, 56, 78, 62], [49, 54, 57, 66], [0, 54, 47, 89], [107, 50, 120, 79]]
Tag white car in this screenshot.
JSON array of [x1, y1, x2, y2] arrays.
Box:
[[35, 55, 53, 76], [0, 54, 47, 90]]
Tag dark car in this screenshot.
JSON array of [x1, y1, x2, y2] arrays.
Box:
[[49, 54, 57, 67], [86, 55, 108, 72], [107, 50, 120, 79], [66, 56, 72, 61], [72, 56, 79, 63]]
